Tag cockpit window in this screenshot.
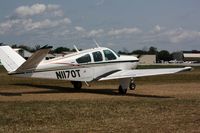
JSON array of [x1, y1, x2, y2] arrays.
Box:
[[76, 54, 91, 64], [92, 51, 103, 62], [103, 50, 117, 60]]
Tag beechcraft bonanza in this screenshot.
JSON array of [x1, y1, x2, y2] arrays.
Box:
[[0, 44, 192, 94]]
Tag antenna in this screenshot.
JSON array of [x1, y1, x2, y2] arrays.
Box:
[[93, 39, 100, 48], [73, 45, 80, 52]]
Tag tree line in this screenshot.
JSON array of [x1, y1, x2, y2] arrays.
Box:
[[119, 46, 173, 62], [0, 43, 173, 62]]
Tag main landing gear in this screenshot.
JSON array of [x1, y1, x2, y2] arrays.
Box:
[[71, 79, 136, 95], [118, 85, 127, 95], [118, 78, 136, 95], [71, 81, 82, 89]]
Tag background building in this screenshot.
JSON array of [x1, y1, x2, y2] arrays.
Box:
[[13, 48, 32, 60], [132, 55, 156, 64], [139, 55, 156, 64], [13, 48, 55, 60], [183, 51, 200, 63]]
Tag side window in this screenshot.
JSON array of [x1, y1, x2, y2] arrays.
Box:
[[76, 54, 91, 64], [103, 50, 117, 60], [92, 51, 103, 62]]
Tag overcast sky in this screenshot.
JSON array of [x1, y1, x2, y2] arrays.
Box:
[[0, 0, 200, 51]]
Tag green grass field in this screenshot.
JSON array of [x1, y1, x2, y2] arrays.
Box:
[[0, 66, 200, 133]]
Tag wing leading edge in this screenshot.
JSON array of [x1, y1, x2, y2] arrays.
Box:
[[99, 67, 192, 81]]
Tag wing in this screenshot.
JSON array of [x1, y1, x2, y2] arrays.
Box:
[[99, 67, 192, 81]]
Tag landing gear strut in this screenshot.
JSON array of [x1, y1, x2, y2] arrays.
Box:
[[71, 81, 82, 89]]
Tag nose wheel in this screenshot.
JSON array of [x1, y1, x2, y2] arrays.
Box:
[[129, 79, 136, 90]]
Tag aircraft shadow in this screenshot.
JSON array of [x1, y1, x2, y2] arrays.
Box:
[[0, 83, 118, 96], [127, 93, 173, 99], [0, 83, 174, 99]]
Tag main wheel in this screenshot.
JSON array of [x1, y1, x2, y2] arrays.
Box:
[[71, 81, 82, 89], [118, 85, 127, 95]]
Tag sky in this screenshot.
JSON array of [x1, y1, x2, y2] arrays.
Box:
[[0, 0, 200, 52]]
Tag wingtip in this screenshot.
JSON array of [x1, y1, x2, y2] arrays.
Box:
[[183, 66, 192, 71]]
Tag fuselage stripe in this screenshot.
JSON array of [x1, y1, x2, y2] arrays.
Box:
[[9, 60, 138, 75]]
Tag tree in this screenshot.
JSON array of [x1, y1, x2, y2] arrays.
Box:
[[131, 50, 147, 55], [34, 45, 41, 51], [11, 44, 18, 48], [118, 51, 128, 55], [53, 47, 70, 53], [157, 50, 172, 62], [148, 46, 158, 54], [117, 48, 130, 55]]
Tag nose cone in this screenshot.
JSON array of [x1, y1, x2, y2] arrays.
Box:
[[119, 55, 139, 69]]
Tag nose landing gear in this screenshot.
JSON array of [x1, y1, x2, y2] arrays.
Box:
[[129, 78, 136, 90]]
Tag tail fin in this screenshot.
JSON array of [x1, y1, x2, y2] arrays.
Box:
[[0, 46, 26, 73], [16, 45, 52, 72]]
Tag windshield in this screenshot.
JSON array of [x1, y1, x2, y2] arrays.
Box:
[[103, 50, 117, 60]]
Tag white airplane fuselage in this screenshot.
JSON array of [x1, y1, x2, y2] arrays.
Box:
[[13, 47, 139, 82]]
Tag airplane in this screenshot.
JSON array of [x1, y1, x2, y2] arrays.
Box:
[[0, 45, 192, 94]]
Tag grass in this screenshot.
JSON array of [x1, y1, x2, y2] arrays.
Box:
[[0, 65, 200, 132], [0, 99, 199, 133]]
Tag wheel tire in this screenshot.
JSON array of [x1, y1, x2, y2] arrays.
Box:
[[129, 82, 136, 90], [72, 81, 82, 89], [118, 85, 127, 95]]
